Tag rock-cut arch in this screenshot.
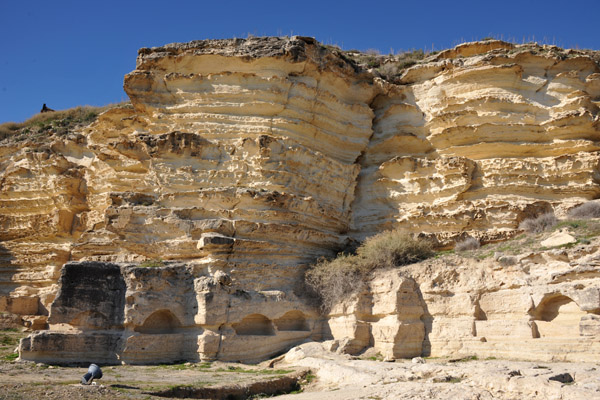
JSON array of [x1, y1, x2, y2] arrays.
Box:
[[274, 310, 310, 331], [232, 314, 275, 336], [532, 294, 579, 322], [531, 294, 586, 338], [134, 309, 181, 334]]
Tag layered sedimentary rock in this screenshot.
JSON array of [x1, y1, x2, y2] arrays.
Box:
[[20, 261, 316, 364], [354, 43, 600, 243], [1, 36, 600, 363], [326, 237, 600, 362]]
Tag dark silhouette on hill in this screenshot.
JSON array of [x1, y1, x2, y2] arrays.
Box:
[[40, 104, 55, 113]]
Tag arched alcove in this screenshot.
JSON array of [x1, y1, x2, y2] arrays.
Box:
[[532, 294, 578, 322], [274, 310, 310, 331], [531, 294, 586, 338], [232, 314, 275, 336], [134, 309, 181, 334]]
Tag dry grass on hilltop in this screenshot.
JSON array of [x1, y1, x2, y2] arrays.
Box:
[[0, 102, 131, 143]]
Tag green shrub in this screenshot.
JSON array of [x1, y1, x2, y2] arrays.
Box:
[[305, 230, 433, 312]]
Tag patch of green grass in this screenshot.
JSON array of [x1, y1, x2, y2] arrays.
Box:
[[139, 259, 165, 268], [555, 220, 587, 230], [434, 249, 455, 258], [3, 352, 18, 361], [154, 361, 213, 370], [0, 335, 18, 346], [476, 250, 495, 260], [365, 352, 384, 362]]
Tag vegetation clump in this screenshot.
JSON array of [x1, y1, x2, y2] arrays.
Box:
[[518, 213, 557, 233], [305, 230, 433, 312], [568, 201, 600, 219], [455, 237, 480, 252]]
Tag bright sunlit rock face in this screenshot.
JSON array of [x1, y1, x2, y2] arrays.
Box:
[[353, 44, 600, 243], [2, 37, 600, 363]]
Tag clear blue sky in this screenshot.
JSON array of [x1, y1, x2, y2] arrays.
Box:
[[1, 0, 599, 123]]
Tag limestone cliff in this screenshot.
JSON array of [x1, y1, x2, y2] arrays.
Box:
[[327, 236, 600, 362], [2, 36, 600, 363]]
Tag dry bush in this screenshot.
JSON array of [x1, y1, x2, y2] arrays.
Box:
[[357, 230, 434, 270], [568, 202, 600, 219], [519, 212, 557, 233], [305, 230, 433, 313], [455, 237, 480, 252], [304, 254, 365, 314]]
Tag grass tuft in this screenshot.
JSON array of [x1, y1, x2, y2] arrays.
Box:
[[3, 352, 18, 361]]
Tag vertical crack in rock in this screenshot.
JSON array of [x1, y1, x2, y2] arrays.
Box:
[[346, 92, 381, 238]]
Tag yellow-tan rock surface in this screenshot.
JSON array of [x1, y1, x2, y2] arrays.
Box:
[[2, 37, 600, 363], [326, 236, 600, 362]]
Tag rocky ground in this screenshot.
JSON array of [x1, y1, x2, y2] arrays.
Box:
[[276, 342, 600, 400], [2, 331, 599, 400]]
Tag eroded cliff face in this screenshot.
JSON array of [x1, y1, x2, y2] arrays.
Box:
[[2, 36, 600, 363], [327, 238, 600, 362], [355, 42, 600, 243]]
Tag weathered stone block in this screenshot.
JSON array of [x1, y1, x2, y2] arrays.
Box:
[[20, 331, 122, 364], [48, 262, 126, 329]]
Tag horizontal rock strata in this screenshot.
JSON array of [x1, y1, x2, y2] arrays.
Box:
[[325, 238, 600, 362], [1, 36, 599, 363], [20, 261, 316, 364]]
